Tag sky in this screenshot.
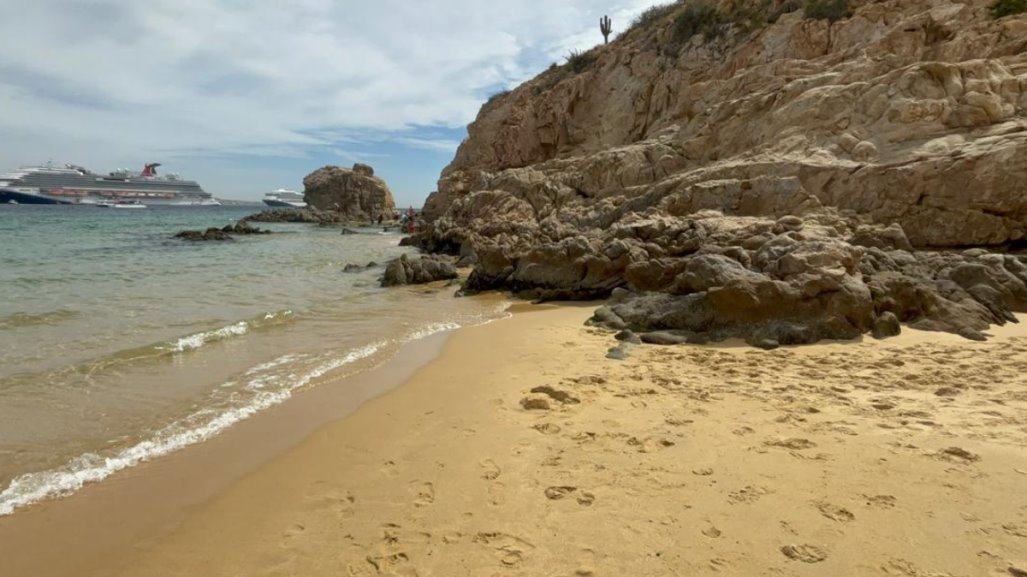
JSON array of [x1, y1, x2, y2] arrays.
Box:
[[0, 0, 661, 205]]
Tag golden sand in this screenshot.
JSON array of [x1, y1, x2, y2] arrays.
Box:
[[8, 303, 1027, 576], [96, 303, 1027, 577]]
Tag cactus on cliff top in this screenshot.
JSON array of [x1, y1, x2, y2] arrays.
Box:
[[600, 14, 612, 43]]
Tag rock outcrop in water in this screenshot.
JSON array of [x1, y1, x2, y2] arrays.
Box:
[[174, 222, 272, 241], [303, 164, 397, 222], [411, 0, 1027, 344], [381, 254, 459, 287], [243, 207, 344, 225]]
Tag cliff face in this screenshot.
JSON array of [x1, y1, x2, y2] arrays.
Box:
[[418, 0, 1027, 346], [303, 163, 396, 221]]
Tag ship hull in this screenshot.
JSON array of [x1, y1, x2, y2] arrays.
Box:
[[263, 199, 307, 208], [0, 189, 72, 205]]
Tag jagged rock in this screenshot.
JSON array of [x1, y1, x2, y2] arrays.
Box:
[[221, 222, 271, 235], [380, 254, 458, 287], [410, 1, 1027, 346], [173, 228, 233, 241], [343, 261, 378, 273], [243, 208, 343, 224], [303, 164, 396, 222]]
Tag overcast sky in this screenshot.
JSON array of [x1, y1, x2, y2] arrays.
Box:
[[0, 0, 659, 204]]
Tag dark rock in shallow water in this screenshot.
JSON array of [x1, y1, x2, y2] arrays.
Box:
[[243, 208, 343, 225], [221, 222, 271, 235], [380, 254, 458, 287], [174, 228, 233, 241], [343, 261, 379, 273]]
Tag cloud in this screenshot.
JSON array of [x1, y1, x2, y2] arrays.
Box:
[[0, 0, 660, 200]]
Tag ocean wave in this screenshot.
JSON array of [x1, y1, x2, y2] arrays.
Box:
[[0, 340, 382, 517], [402, 321, 460, 342], [158, 310, 293, 353], [0, 309, 80, 330], [162, 321, 249, 352]]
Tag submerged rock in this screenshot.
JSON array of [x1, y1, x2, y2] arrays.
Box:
[[243, 208, 342, 225], [173, 228, 233, 241]]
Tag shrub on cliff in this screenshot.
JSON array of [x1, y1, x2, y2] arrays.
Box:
[[804, 0, 852, 21], [565, 49, 597, 73], [990, 0, 1026, 18], [672, 2, 725, 46], [628, 2, 679, 34], [486, 89, 510, 106]]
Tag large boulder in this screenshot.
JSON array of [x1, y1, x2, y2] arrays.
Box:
[[303, 164, 397, 222], [380, 254, 458, 287]]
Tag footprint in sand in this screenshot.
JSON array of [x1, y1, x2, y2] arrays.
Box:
[[364, 551, 414, 575], [934, 446, 981, 463], [764, 437, 817, 450], [411, 482, 435, 508], [862, 494, 896, 508], [627, 436, 675, 453], [530, 385, 580, 404], [728, 485, 771, 505], [545, 486, 578, 500], [480, 459, 501, 480], [542, 486, 596, 506], [814, 500, 855, 522], [488, 481, 506, 506], [473, 532, 535, 567], [1003, 523, 1027, 538], [781, 544, 827, 563], [577, 491, 596, 506], [701, 525, 722, 538], [533, 422, 562, 435]]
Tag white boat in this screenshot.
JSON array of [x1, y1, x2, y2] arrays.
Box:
[[263, 188, 306, 208], [7, 199, 17, 205], [97, 200, 146, 209]]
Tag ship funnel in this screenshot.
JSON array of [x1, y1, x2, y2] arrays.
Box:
[[141, 163, 162, 177]]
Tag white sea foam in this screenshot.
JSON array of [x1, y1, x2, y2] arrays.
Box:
[[244, 353, 303, 376], [403, 322, 460, 342], [261, 310, 294, 323], [163, 321, 249, 352], [0, 342, 384, 517]]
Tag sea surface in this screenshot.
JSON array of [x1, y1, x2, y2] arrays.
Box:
[[0, 204, 508, 515]]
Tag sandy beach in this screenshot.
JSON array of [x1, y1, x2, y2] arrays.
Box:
[[2, 302, 1025, 576], [16, 302, 1010, 577]]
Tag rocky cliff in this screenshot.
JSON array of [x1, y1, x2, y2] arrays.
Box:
[[417, 0, 1027, 346], [303, 163, 397, 222]]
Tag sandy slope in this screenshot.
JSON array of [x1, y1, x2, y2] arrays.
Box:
[[109, 304, 1027, 577]]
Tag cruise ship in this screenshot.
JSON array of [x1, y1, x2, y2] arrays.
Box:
[[262, 188, 307, 208], [0, 162, 219, 205]]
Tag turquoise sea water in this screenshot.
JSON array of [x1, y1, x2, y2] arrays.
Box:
[[0, 204, 506, 515]]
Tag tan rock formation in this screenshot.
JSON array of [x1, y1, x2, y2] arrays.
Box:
[[303, 164, 396, 221], [424, 0, 1026, 247], [414, 0, 1027, 344]]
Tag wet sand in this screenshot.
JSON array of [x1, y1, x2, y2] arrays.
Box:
[[11, 304, 1027, 576]]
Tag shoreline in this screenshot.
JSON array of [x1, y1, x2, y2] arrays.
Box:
[[0, 315, 475, 577], [5, 304, 1027, 576]]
